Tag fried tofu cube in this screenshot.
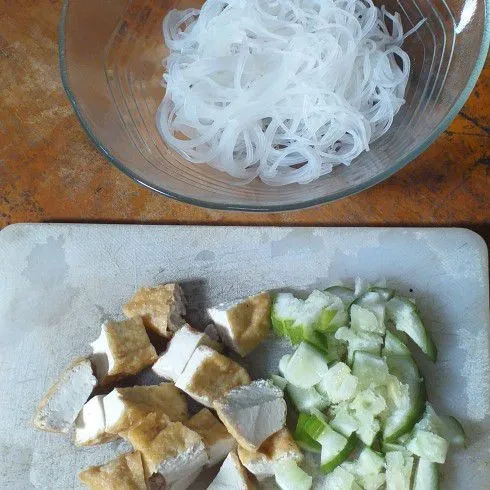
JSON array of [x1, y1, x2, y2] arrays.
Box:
[[104, 383, 188, 436], [186, 408, 237, 467], [123, 283, 186, 338], [34, 357, 96, 433], [74, 394, 116, 446], [175, 345, 251, 407], [152, 324, 221, 382], [214, 379, 286, 451], [90, 318, 157, 386], [127, 413, 208, 485], [237, 428, 303, 480], [207, 292, 271, 356], [208, 452, 256, 489], [78, 451, 146, 490]]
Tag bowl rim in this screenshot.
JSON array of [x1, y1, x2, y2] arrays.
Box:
[[58, 0, 490, 213]]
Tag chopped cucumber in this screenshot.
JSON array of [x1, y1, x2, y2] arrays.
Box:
[[322, 466, 362, 490], [383, 356, 425, 442], [284, 342, 329, 388], [271, 291, 347, 344], [325, 332, 348, 362], [382, 442, 411, 455], [386, 296, 437, 361], [406, 429, 449, 464], [342, 447, 386, 490], [350, 389, 386, 446], [385, 451, 413, 490], [416, 404, 466, 447], [274, 459, 312, 490], [351, 304, 383, 334], [294, 412, 322, 453], [335, 327, 383, 364], [353, 292, 388, 333], [352, 352, 389, 390], [287, 383, 330, 412], [319, 429, 357, 473], [270, 374, 288, 391], [383, 330, 411, 357], [330, 407, 359, 437], [325, 286, 356, 306], [413, 458, 439, 490], [316, 362, 358, 403], [271, 293, 304, 339]]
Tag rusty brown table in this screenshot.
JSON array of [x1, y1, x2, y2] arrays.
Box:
[[1, 1, 488, 241]]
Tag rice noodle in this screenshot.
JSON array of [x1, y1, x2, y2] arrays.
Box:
[[158, 0, 416, 185]]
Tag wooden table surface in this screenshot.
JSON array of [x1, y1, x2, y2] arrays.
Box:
[[1, 1, 489, 242]]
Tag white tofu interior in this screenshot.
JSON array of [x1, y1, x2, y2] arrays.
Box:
[[34, 358, 96, 433], [74, 395, 107, 445], [90, 324, 115, 380], [208, 452, 251, 489], [153, 325, 209, 382], [215, 380, 286, 450], [157, 441, 208, 485], [208, 437, 237, 467], [102, 389, 126, 432], [175, 346, 215, 407]]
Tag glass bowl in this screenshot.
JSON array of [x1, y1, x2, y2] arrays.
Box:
[[59, 0, 489, 211]]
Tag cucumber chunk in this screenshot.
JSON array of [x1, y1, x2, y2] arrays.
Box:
[[352, 352, 389, 390], [383, 356, 425, 442], [270, 374, 288, 391], [294, 412, 322, 453], [351, 304, 384, 335], [316, 362, 358, 403], [406, 429, 449, 464], [416, 404, 466, 447], [383, 330, 411, 357], [325, 286, 356, 306], [319, 429, 357, 473], [413, 458, 439, 490], [335, 327, 383, 364], [322, 466, 362, 490], [385, 451, 413, 490], [274, 459, 312, 490], [287, 383, 330, 412], [284, 342, 329, 388], [386, 296, 437, 361]]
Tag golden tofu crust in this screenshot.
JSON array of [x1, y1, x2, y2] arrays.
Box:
[[107, 383, 188, 435], [127, 414, 202, 474], [227, 292, 271, 356], [237, 428, 303, 465], [187, 351, 251, 404], [186, 408, 233, 448], [123, 283, 185, 338], [103, 318, 157, 385], [78, 451, 146, 490]]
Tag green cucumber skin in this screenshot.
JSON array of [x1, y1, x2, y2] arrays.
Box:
[[383, 356, 427, 443], [320, 433, 358, 474], [386, 297, 437, 362]]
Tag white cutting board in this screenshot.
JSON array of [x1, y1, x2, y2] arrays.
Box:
[[0, 224, 488, 489]]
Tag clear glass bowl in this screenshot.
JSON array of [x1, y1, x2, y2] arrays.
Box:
[[59, 0, 489, 211]]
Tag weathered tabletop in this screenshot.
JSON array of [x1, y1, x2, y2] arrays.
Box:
[[0, 1, 488, 240]]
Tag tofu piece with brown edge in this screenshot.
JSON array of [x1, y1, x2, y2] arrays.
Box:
[[34, 357, 96, 433], [74, 395, 117, 446], [90, 318, 157, 386], [237, 428, 303, 480], [78, 451, 146, 490], [152, 324, 221, 382], [175, 345, 251, 407], [208, 451, 256, 490], [123, 283, 186, 338], [207, 292, 271, 356], [186, 408, 236, 466], [127, 413, 208, 485], [214, 379, 286, 451], [104, 383, 188, 436]]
